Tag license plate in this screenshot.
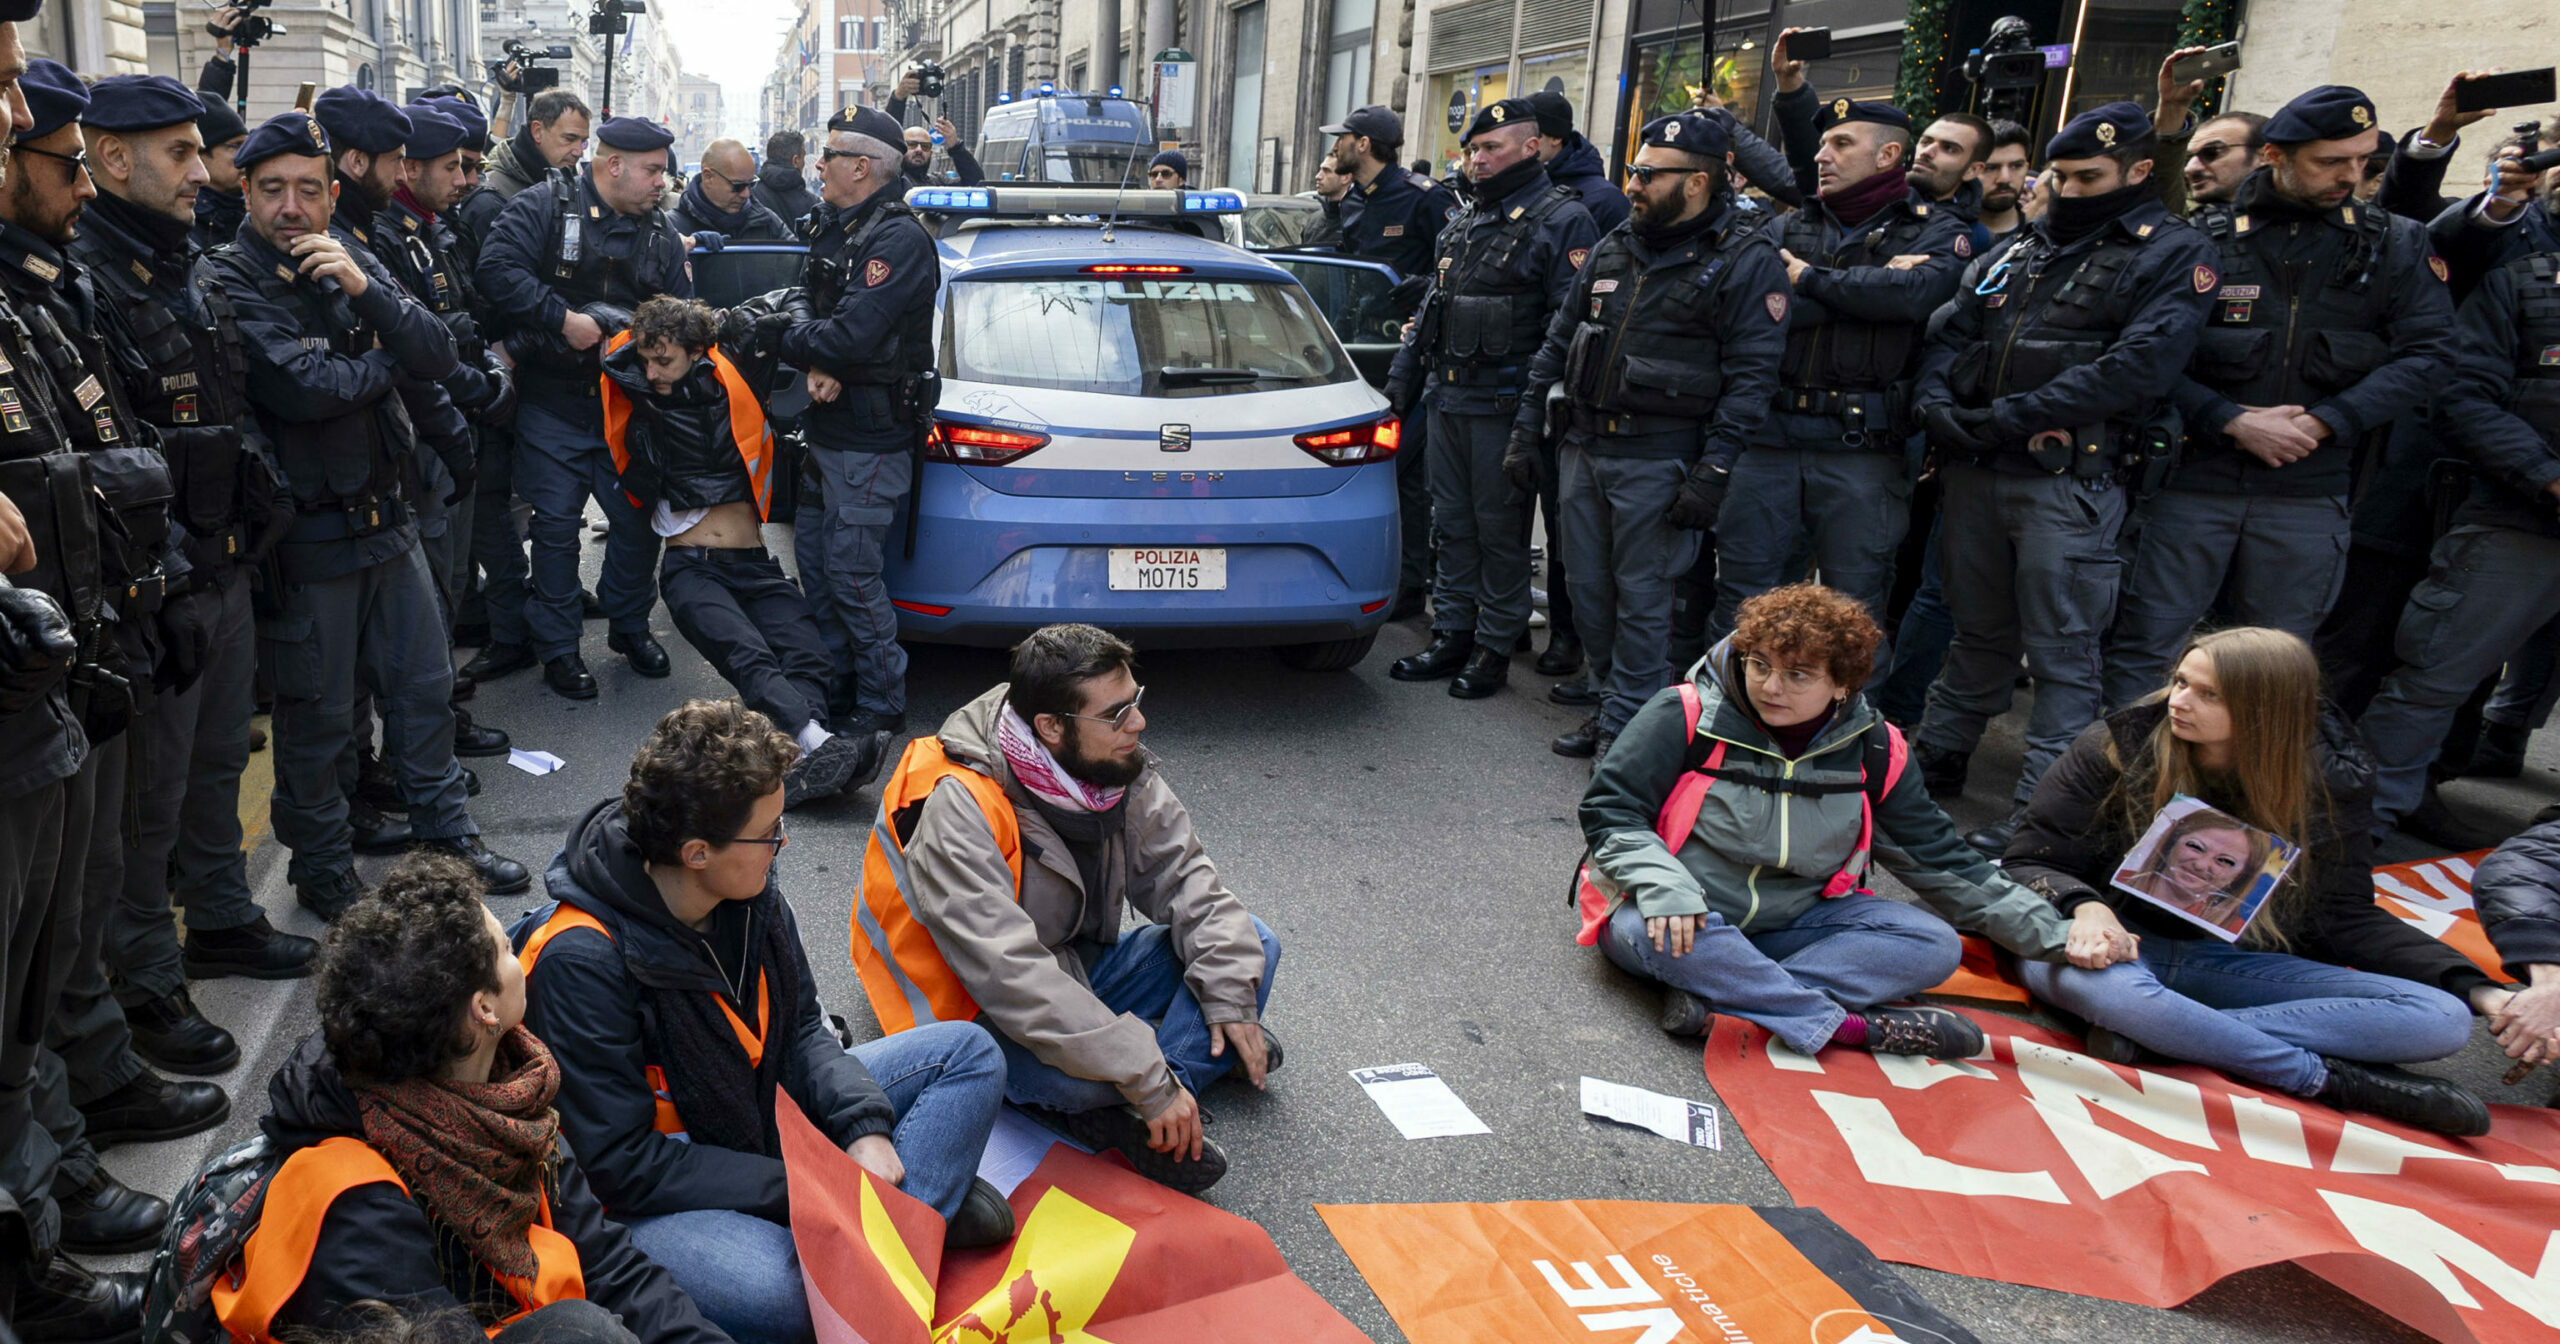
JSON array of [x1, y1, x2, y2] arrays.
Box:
[[1108, 546, 1227, 591]]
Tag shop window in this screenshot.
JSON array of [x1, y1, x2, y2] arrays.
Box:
[[1622, 38, 1754, 167]]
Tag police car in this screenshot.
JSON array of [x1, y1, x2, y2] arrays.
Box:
[[889, 184, 1400, 669]]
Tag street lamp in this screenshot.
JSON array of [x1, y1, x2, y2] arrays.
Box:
[[589, 0, 646, 117]]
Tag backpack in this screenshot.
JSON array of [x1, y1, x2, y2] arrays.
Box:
[[1572, 682, 1908, 946], [139, 1131, 287, 1344]]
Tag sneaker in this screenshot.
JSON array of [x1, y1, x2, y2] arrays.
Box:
[[945, 1176, 1016, 1248], [2317, 1057, 2490, 1137], [1015, 1102, 1229, 1195], [1658, 988, 1711, 1038], [1860, 1006, 1985, 1060], [783, 730, 891, 809]]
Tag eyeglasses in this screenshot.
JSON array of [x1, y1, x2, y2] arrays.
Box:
[[14, 144, 88, 179], [1740, 653, 1826, 691], [1063, 684, 1147, 731], [1626, 164, 1703, 186], [726, 815, 788, 848], [2190, 142, 2242, 165]]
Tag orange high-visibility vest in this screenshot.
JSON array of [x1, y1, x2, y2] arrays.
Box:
[[851, 737, 1025, 1034], [519, 904, 770, 1139], [212, 1136, 585, 1343], [597, 330, 777, 520]]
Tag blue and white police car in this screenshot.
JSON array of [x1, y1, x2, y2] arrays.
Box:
[[886, 184, 1403, 670]]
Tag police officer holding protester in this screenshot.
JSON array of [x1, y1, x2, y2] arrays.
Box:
[[779, 104, 940, 737], [1521, 110, 1789, 762], [1386, 97, 1598, 700], [478, 112, 689, 700], [1908, 102, 2220, 854]]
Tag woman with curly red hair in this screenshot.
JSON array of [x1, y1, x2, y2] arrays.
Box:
[[1578, 583, 2125, 1058]]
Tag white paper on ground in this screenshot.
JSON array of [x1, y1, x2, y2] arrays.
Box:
[[1579, 1075, 1721, 1150], [507, 748, 567, 776], [1350, 1063, 1491, 1139]]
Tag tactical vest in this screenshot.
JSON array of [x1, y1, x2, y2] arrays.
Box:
[[1432, 184, 1578, 373], [2187, 202, 2401, 435], [78, 242, 261, 560], [381, 206, 468, 318], [12, 282, 171, 621], [0, 309, 104, 639], [514, 174, 682, 378], [2504, 253, 2560, 446], [1955, 229, 2151, 411], [1562, 207, 1776, 437], [802, 199, 935, 385], [1778, 198, 1936, 395], [203, 243, 411, 522]]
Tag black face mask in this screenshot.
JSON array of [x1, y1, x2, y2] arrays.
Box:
[[1474, 153, 1547, 204], [2042, 176, 2152, 244]]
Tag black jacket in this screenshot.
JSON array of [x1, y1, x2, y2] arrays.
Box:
[[2477, 819, 2560, 976], [600, 344, 752, 512], [668, 178, 795, 243], [257, 1033, 733, 1344], [519, 798, 896, 1225], [2443, 250, 2560, 538], [751, 164, 820, 231], [1545, 133, 1629, 234], [2004, 702, 2493, 998]]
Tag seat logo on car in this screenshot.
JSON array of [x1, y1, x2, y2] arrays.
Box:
[[1160, 424, 1192, 452]]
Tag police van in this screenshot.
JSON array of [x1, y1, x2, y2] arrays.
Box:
[[972, 89, 1154, 186]]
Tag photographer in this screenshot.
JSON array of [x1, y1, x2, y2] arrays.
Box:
[[461, 87, 590, 238], [2425, 114, 2560, 297], [900, 121, 985, 189]]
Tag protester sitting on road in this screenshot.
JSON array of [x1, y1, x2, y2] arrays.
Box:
[[1579, 584, 2110, 1061], [851, 623, 1280, 1194], [218, 855, 730, 1344], [519, 700, 1012, 1344], [2473, 816, 2560, 1075], [602, 298, 889, 807], [2006, 627, 2501, 1136]]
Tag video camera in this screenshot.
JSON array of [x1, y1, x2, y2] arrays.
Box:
[[206, 0, 281, 50], [589, 0, 645, 37], [2515, 121, 2560, 176], [493, 38, 572, 95], [1964, 16, 2045, 124], [909, 61, 948, 101]]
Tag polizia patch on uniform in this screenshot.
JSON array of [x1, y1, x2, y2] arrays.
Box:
[[71, 375, 104, 411], [2191, 264, 2219, 294], [1568, 248, 1589, 269], [173, 394, 200, 424], [2541, 344, 2560, 367], [1764, 292, 1789, 322], [0, 385, 24, 434], [92, 408, 118, 442], [1954, 234, 1972, 258], [865, 258, 892, 287]]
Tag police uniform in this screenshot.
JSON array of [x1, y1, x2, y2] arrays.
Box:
[[1911, 103, 2219, 822], [2103, 87, 2457, 709], [1521, 110, 1790, 754], [1385, 98, 1600, 699], [2359, 248, 2560, 830], [1715, 98, 1969, 665], [476, 114, 691, 695], [780, 104, 940, 731], [202, 111, 526, 912]]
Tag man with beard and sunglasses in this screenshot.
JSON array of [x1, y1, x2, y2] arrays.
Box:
[[849, 624, 1281, 1196]]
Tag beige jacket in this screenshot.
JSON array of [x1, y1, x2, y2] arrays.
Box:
[[903, 685, 1266, 1116]]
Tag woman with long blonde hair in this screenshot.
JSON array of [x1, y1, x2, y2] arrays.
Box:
[[2004, 628, 2510, 1136]]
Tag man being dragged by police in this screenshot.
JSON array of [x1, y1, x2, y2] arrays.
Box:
[[1521, 111, 1789, 764], [1385, 98, 1598, 699], [477, 113, 688, 700], [2102, 86, 2454, 711], [603, 296, 892, 808], [1908, 103, 2219, 856], [203, 109, 530, 917]]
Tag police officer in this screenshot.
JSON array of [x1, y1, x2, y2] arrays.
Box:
[[477, 113, 689, 698], [191, 95, 248, 254], [1714, 97, 1968, 667], [778, 105, 938, 736], [2103, 86, 2456, 709], [71, 76, 318, 1084], [1527, 90, 1628, 234], [1909, 102, 2219, 853], [1385, 97, 1599, 699], [1522, 111, 1789, 760], [203, 110, 530, 914]]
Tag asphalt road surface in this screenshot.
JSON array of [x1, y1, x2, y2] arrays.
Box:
[[101, 523, 2560, 1344]]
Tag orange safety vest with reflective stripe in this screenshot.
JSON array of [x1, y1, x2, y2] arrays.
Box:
[[518, 904, 771, 1140], [851, 737, 1025, 1035], [211, 1135, 585, 1343], [597, 330, 777, 520]]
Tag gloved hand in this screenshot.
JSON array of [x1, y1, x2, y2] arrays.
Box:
[[1665, 465, 1731, 531], [782, 290, 818, 325], [153, 584, 212, 694], [0, 584, 76, 716], [691, 230, 728, 254], [1500, 429, 1544, 498], [1922, 402, 1996, 456], [718, 306, 755, 350], [1384, 376, 1417, 418], [444, 460, 479, 508], [475, 353, 516, 428]]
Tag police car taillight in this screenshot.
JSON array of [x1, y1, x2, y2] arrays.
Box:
[[1082, 264, 1191, 274], [927, 421, 1051, 465], [1295, 416, 1400, 466]]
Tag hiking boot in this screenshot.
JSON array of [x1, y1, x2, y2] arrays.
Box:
[[13, 1257, 145, 1344], [1658, 989, 1711, 1038], [1551, 716, 1603, 758], [124, 988, 239, 1075], [1915, 741, 1970, 798], [56, 1167, 169, 1256], [182, 914, 317, 981], [945, 1177, 1016, 1248], [1860, 1006, 1985, 1060], [1966, 806, 2028, 860], [452, 708, 511, 758], [75, 1070, 229, 1149], [1016, 1102, 1229, 1195], [2317, 1058, 2490, 1137], [1389, 632, 1474, 681]]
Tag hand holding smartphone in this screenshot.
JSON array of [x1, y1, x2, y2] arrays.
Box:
[[2454, 68, 2557, 114]]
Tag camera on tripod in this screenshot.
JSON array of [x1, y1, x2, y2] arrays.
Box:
[[208, 0, 281, 49], [1964, 16, 2046, 123], [589, 0, 645, 37], [909, 61, 947, 100], [494, 38, 573, 94]]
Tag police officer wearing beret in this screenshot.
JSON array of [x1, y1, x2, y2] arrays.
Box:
[[70, 76, 320, 1082], [1714, 97, 1969, 671], [1908, 102, 2220, 853], [778, 104, 939, 735], [1385, 97, 1600, 699], [2103, 86, 2455, 709], [1519, 111, 1788, 759], [477, 113, 690, 699], [201, 112, 530, 916]]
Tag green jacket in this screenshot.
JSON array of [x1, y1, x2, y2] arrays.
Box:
[[1577, 641, 2070, 961]]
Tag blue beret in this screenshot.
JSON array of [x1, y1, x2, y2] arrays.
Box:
[[81, 75, 205, 134], [2046, 101, 2154, 162], [16, 60, 87, 143], [235, 110, 331, 171], [197, 95, 248, 149], [426, 95, 488, 151], [1639, 112, 1730, 158], [1320, 104, 1401, 142], [313, 85, 411, 156], [2265, 85, 2380, 146], [822, 106, 903, 149], [401, 103, 466, 160], [1149, 149, 1187, 176], [1813, 97, 1913, 136], [0, 1, 41, 19], [1464, 98, 1538, 142], [596, 116, 674, 152]]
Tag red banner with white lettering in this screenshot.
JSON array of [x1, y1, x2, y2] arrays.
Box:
[[1701, 1009, 2560, 1344]]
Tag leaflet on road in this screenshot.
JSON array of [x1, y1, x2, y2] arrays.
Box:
[[1351, 1063, 1490, 1139], [1580, 1076, 1721, 1149]]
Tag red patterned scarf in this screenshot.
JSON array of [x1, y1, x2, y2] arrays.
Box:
[[353, 1027, 563, 1279]]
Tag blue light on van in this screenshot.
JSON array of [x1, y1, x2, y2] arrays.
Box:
[[1178, 190, 1245, 213], [997, 92, 1012, 103], [1107, 85, 1124, 97], [1039, 82, 1056, 95], [909, 187, 993, 212]]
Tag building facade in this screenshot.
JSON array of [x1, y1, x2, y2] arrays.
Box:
[[769, 0, 895, 152], [678, 72, 726, 160]]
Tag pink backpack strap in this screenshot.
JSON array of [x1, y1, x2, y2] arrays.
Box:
[[1574, 683, 1715, 947], [1822, 720, 1908, 898]]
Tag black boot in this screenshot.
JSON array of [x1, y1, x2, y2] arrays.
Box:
[[1965, 805, 2028, 860], [1448, 646, 1509, 698], [1915, 741, 1971, 797], [462, 641, 537, 680], [356, 750, 405, 814], [182, 914, 317, 981], [2318, 1058, 2490, 1136], [419, 834, 532, 895], [581, 587, 605, 618], [1658, 989, 1711, 1037], [296, 869, 366, 923], [945, 1177, 1017, 1249], [123, 988, 239, 1075], [1388, 632, 1474, 681], [74, 1070, 230, 1149], [1547, 675, 1600, 707], [13, 1257, 146, 1344], [56, 1167, 171, 1256], [451, 707, 512, 757], [1551, 716, 1603, 758], [2396, 783, 2507, 852], [349, 799, 415, 855], [545, 653, 599, 700], [1534, 632, 1584, 677], [2460, 720, 2531, 780], [1015, 1102, 1229, 1195], [608, 630, 671, 677]]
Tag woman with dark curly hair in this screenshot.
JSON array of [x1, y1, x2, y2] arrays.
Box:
[[1578, 583, 2124, 1059], [217, 855, 732, 1344]]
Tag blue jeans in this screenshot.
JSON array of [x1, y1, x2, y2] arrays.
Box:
[[996, 918, 1281, 1112], [621, 1021, 1005, 1344], [1599, 895, 1960, 1056], [514, 400, 661, 663], [2020, 937, 2473, 1096]]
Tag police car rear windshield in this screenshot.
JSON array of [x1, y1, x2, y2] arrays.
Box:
[[942, 275, 1356, 399]]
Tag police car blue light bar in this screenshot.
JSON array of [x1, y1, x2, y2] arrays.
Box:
[[906, 185, 1244, 217], [1179, 190, 1245, 212]]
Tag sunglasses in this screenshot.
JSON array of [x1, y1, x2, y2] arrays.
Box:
[[1061, 684, 1147, 731], [1626, 164, 1703, 185], [2190, 142, 2244, 165]]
